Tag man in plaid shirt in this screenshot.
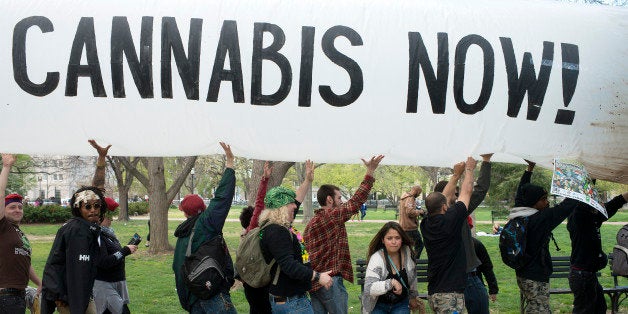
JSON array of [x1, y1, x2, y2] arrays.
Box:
[[304, 155, 384, 314]]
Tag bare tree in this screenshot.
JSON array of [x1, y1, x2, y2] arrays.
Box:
[[108, 156, 139, 221], [246, 159, 294, 205], [119, 156, 197, 253]]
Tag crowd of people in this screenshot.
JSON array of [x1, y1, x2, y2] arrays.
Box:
[[0, 141, 626, 314]]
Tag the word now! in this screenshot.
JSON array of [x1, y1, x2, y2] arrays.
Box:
[[12, 16, 577, 125]]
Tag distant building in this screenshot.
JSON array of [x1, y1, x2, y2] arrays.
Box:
[[26, 156, 97, 204]]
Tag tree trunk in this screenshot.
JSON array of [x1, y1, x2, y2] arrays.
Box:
[[109, 156, 138, 222], [294, 162, 314, 224], [247, 160, 294, 206], [146, 157, 173, 252], [119, 156, 197, 254]]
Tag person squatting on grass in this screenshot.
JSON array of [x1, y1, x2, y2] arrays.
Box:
[[362, 221, 421, 314], [421, 157, 476, 314], [510, 160, 579, 314], [89, 140, 138, 314], [304, 155, 384, 314], [41, 186, 106, 314], [433, 153, 493, 314], [0, 154, 42, 314], [172, 142, 237, 314], [259, 161, 335, 314], [567, 189, 628, 313]]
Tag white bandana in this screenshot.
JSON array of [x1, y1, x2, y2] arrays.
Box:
[[73, 190, 100, 208]]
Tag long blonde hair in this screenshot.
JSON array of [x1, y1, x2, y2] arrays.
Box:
[[258, 205, 292, 228]]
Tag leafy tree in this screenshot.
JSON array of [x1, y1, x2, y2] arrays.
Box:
[[485, 163, 553, 208]]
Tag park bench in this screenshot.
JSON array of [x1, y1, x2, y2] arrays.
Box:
[[519, 255, 628, 314], [355, 258, 428, 310], [490, 210, 508, 224]]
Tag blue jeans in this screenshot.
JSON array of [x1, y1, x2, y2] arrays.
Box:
[[310, 275, 348, 314], [372, 297, 409, 314], [269, 294, 314, 314], [464, 274, 489, 314], [0, 294, 26, 314], [191, 293, 237, 314]]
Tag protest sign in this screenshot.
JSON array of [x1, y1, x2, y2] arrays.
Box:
[[0, 0, 626, 182], [551, 159, 606, 217]]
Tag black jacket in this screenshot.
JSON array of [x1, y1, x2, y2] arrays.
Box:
[[473, 237, 498, 295], [514, 171, 579, 282], [261, 224, 313, 297], [96, 227, 132, 282], [41, 217, 101, 314], [568, 195, 627, 271]]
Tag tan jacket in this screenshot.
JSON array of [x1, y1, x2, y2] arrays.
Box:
[[398, 192, 420, 231]]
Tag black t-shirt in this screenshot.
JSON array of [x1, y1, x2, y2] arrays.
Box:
[[420, 201, 468, 294]]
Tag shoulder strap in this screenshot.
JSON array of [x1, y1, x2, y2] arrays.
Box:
[[386, 252, 408, 290], [615, 245, 628, 257], [258, 223, 281, 285], [185, 228, 196, 257]]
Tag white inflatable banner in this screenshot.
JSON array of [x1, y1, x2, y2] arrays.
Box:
[[1, 0, 626, 182]]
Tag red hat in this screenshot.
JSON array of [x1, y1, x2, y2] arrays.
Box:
[[179, 194, 205, 217], [5, 193, 23, 206], [104, 197, 119, 211]]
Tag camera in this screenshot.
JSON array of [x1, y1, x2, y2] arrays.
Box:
[[128, 233, 142, 246]]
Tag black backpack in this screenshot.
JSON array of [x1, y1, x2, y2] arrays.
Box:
[[611, 224, 628, 277], [499, 216, 531, 270], [182, 230, 229, 300]]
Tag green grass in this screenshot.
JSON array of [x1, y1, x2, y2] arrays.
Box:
[[23, 207, 628, 313]]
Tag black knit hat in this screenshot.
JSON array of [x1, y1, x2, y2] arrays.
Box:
[[518, 183, 548, 207]]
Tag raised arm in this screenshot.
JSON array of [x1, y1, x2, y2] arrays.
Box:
[[201, 142, 236, 234], [443, 162, 465, 205], [247, 161, 272, 232], [515, 160, 535, 206], [0, 154, 16, 220], [362, 155, 385, 178], [89, 140, 111, 191], [457, 157, 477, 209], [468, 153, 493, 212], [295, 160, 314, 203]]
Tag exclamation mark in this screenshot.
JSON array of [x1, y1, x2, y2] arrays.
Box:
[[555, 43, 579, 125]]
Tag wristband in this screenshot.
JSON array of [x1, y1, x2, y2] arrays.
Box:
[[313, 271, 320, 282]]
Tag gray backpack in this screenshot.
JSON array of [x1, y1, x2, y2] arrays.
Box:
[[611, 224, 628, 277]]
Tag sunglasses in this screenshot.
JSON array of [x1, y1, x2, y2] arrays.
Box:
[[84, 202, 102, 210]]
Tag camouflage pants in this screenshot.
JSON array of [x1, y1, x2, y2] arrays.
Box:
[[517, 276, 550, 314], [428, 292, 465, 314]]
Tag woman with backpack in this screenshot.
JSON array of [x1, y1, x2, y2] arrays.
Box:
[[258, 161, 333, 314], [238, 161, 273, 314], [362, 221, 421, 314]]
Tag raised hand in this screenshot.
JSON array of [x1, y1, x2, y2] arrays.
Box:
[[263, 161, 273, 179], [466, 156, 477, 171], [453, 161, 465, 177], [220, 142, 234, 168], [480, 153, 494, 162], [304, 160, 314, 182], [361, 155, 385, 176], [524, 159, 536, 172], [88, 139, 111, 157], [2, 154, 16, 167]]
